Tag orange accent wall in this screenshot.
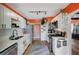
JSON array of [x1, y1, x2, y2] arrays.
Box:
[[64, 3, 79, 13], [28, 19, 41, 23], [52, 3, 79, 24], [64, 3, 79, 24], [28, 16, 54, 24], [46, 16, 54, 22]]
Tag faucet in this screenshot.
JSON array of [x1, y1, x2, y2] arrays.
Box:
[[12, 29, 18, 37], [9, 29, 18, 40]]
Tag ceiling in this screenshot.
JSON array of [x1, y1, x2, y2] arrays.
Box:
[[7, 3, 70, 19]]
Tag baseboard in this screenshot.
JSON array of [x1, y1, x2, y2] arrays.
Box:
[[23, 43, 32, 55]]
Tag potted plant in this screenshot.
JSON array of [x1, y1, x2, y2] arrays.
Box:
[[41, 17, 47, 25]]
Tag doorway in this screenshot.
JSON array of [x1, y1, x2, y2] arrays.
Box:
[[71, 24, 79, 55], [71, 10, 79, 55], [32, 24, 41, 40]]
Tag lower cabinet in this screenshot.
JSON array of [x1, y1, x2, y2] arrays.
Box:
[[17, 38, 24, 55], [23, 34, 32, 51], [23, 38, 27, 51], [17, 34, 32, 55], [0, 34, 32, 55], [53, 37, 67, 55]]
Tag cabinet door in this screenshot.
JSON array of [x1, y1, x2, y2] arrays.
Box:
[[22, 36, 28, 51], [27, 34, 31, 44], [3, 7, 11, 29], [0, 5, 4, 29], [18, 38, 24, 55]]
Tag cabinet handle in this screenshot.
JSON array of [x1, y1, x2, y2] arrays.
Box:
[[2, 24, 6, 29], [2, 24, 3, 28], [5, 24, 6, 28]]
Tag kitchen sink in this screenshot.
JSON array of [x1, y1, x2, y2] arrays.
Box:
[[9, 36, 24, 40], [14, 36, 24, 40]]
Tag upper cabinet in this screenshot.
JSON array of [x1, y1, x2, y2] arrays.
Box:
[[0, 5, 4, 29], [0, 5, 12, 29], [11, 13, 27, 29], [3, 6, 12, 29], [0, 5, 26, 29]]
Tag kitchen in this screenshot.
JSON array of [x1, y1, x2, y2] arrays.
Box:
[[0, 4, 32, 55], [0, 3, 79, 55]]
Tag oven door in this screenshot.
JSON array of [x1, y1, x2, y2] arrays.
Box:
[[0, 43, 17, 55]]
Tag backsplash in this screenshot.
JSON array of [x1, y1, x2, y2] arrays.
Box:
[[0, 29, 12, 37], [0, 25, 32, 38]]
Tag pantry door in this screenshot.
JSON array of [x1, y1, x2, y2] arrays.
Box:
[[32, 24, 41, 40]]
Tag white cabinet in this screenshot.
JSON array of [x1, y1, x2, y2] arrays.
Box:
[[17, 37, 24, 55], [23, 36, 28, 50], [25, 34, 31, 45], [17, 35, 32, 55], [0, 5, 4, 29], [23, 34, 32, 51], [3, 7, 11, 29], [0, 5, 26, 29], [11, 14, 27, 29], [0, 5, 11, 29]]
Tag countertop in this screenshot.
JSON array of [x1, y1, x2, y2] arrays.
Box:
[[0, 33, 31, 53], [0, 36, 17, 53]]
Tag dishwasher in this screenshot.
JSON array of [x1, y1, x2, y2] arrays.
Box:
[[0, 43, 18, 55]]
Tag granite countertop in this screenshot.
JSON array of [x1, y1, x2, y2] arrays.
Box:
[[0, 36, 17, 53]]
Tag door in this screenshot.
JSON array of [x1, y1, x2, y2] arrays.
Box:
[[32, 24, 41, 40]]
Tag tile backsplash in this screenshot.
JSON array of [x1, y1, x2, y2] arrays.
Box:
[[0, 29, 12, 37], [0, 25, 32, 38]]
